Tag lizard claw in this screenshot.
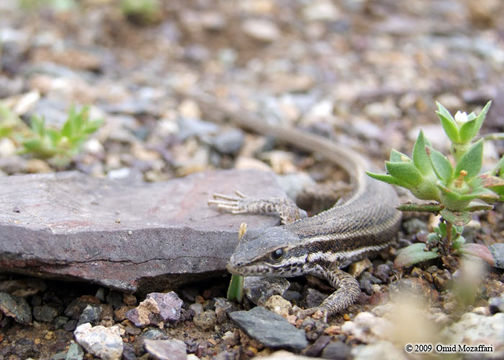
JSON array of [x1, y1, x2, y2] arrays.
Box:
[[208, 190, 249, 214]]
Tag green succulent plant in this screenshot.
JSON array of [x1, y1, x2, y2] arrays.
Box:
[[368, 101, 503, 267], [21, 106, 103, 166]]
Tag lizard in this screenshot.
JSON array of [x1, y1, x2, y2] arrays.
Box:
[[191, 92, 402, 318]]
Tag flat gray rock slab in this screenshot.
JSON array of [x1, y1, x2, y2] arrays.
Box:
[[230, 306, 308, 351], [0, 170, 284, 292]]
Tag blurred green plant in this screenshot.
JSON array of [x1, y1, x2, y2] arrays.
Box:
[[120, 0, 161, 25], [21, 106, 103, 166], [18, 0, 76, 12], [368, 101, 503, 268], [0, 106, 30, 139]]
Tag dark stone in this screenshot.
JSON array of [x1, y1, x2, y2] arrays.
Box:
[[64, 319, 78, 331], [125, 325, 142, 336], [402, 218, 428, 235], [489, 295, 504, 314], [177, 117, 219, 140], [180, 287, 199, 302], [95, 288, 106, 302], [0, 291, 32, 324], [54, 315, 69, 329], [64, 342, 84, 360], [301, 317, 327, 341], [321, 341, 351, 360], [51, 351, 67, 360], [33, 304, 59, 322], [302, 335, 331, 357], [0, 278, 46, 297], [374, 263, 392, 283], [214, 297, 235, 323], [243, 276, 290, 305], [359, 272, 382, 295], [64, 295, 101, 319], [322, 341, 351, 360], [13, 338, 38, 359], [31, 295, 42, 307], [489, 243, 504, 269], [210, 128, 245, 155], [142, 329, 168, 340], [304, 288, 328, 308], [0, 170, 282, 292], [106, 291, 123, 309], [122, 343, 137, 360], [102, 99, 159, 117], [77, 304, 102, 326], [229, 306, 308, 351]]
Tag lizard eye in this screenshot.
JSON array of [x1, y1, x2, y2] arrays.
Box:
[[270, 248, 284, 261]]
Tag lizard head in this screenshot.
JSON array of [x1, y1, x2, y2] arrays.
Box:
[[226, 226, 307, 277]]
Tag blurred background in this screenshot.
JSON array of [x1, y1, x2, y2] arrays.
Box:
[[0, 0, 503, 179]]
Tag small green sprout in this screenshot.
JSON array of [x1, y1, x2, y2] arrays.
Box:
[[120, 0, 161, 25], [21, 106, 103, 167], [368, 100, 501, 268], [227, 223, 247, 302]]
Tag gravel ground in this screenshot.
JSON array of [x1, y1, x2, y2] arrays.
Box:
[[0, 0, 504, 359]]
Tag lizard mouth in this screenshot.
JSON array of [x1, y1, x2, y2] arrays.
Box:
[[226, 262, 248, 275], [226, 262, 275, 276]]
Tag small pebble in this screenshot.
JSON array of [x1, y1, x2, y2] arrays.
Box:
[[143, 328, 167, 340], [349, 258, 372, 278], [0, 292, 32, 325], [106, 291, 123, 309], [53, 315, 69, 329], [264, 295, 292, 318], [210, 128, 244, 155], [0, 138, 16, 157], [221, 330, 239, 347], [341, 312, 393, 343], [193, 310, 217, 331], [214, 297, 235, 323], [303, 288, 327, 309], [77, 304, 102, 326], [242, 19, 280, 42], [33, 304, 59, 322], [126, 291, 183, 327], [123, 294, 137, 306], [321, 341, 351, 360], [244, 276, 290, 305], [144, 339, 187, 360], [189, 302, 204, 315], [303, 0, 341, 22], [74, 323, 123, 360], [374, 264, 392, 283], [64, 341, 84, 360], [489, 295, 504, 314]]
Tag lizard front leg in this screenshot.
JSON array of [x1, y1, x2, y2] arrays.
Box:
[[299, 265, 360, 319], [209, 191, 307, 224]]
